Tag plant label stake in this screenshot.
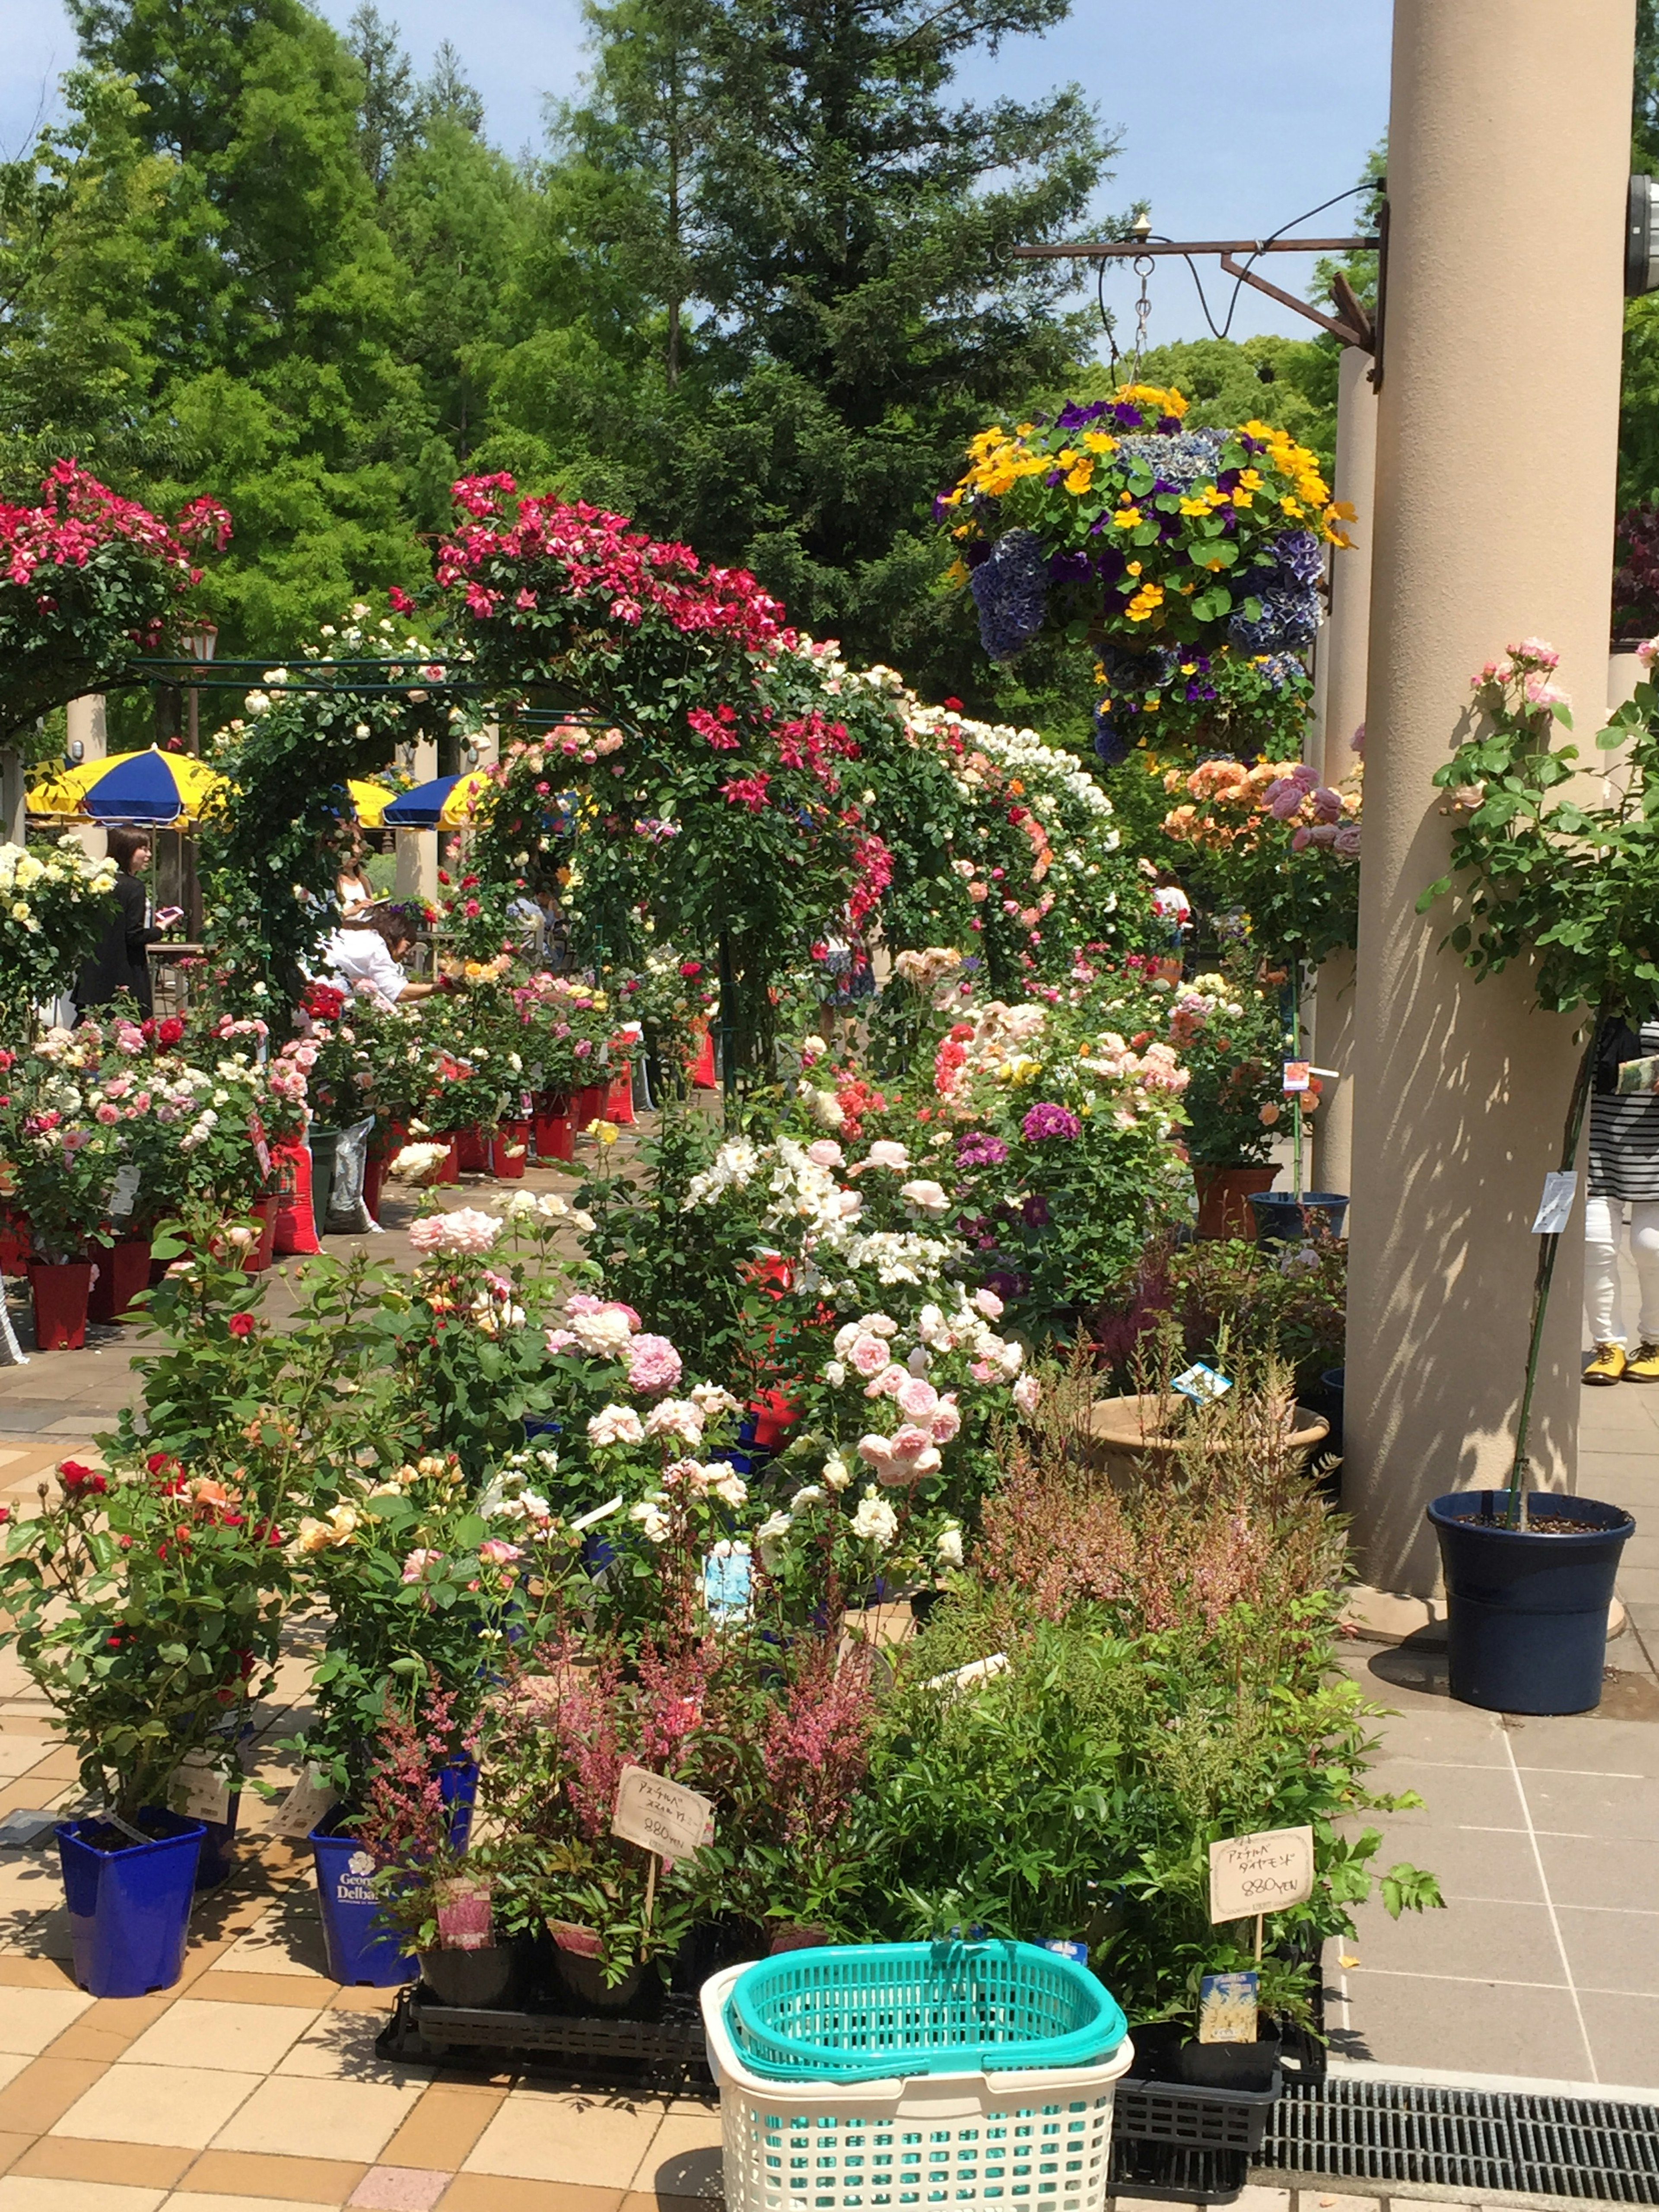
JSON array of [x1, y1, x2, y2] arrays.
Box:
[[1283, 1062, 1311, 1202], [1198, 1969, 1260, 2044], [274, 1762, 340, 1838], [169, 1749, 233, 1825], [611, 1766, 715, 1932], [1208, 1823, 1314, 1965]]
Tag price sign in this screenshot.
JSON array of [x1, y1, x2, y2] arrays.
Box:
[[274, 1763, 340, 1838], [611, 1766, 715, 1861], [169, 1751, 232, 1825], [1208, 1824, 1315, 1923]]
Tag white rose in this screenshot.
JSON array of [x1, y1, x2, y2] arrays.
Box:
[[851, 1490, 899, 1549]]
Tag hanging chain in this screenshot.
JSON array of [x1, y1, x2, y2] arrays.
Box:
[[1131, 253, 1154, 380]]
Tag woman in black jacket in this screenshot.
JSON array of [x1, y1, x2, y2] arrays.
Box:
[[75, 828, 179, 1017]]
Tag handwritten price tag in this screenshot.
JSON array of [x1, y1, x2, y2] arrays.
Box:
[[1208, 1824, 1314, 1923], [611, 1766, 715, 1860]]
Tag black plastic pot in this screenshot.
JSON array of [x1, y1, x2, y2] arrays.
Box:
[[1318, 1367, 1345, 1456], [550, 1944, 646, 2013], [1174, 2033, 1281, 2092], [417, 1942, 524, 2010], [1428, 1490, 1635, 1714], [1248, 1191, 1348, 1246]]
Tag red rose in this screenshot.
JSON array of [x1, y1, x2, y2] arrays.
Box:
[[157, 1017, 184, 1046], [943, 696, 963, 711], [227, 1313, 255, 1338], [389, 585, 415, 613], [59, 1461, 107, 1495]]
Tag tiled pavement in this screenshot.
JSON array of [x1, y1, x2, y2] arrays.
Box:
[[2, 1178, 1659, 2204]]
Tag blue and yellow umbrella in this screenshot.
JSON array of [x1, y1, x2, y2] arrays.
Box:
[[27, 747, 229, 825]]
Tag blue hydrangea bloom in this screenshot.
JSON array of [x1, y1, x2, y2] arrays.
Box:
[[1093, 711, 1130, 767]]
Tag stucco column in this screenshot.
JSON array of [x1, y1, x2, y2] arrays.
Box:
[[394, 735, 439, 909], [64, 696, 109, 865], [1310, 349, 1377, 1201], [1342, 0, 1633, 1605]]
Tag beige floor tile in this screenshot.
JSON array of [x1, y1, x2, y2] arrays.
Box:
[[162, 2198, 340, 2211], [119, 1999, 321, 2075], [0, 1860, 64, 1917], [51, 2063, 262, 2148], [463, 2094, 664, 2188], [218, 1897, 333, 1979], [0, 1988, 92, 2055], [273, 2009, 415, 2084], [0, 2183, 168, 2211], [631, 2110, 722, 2199], [0, 1744, 54, 1781], [0, 2063, 31, 2101], [211, 2076, 423, 2163]]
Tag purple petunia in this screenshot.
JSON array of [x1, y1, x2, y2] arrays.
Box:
[[1021, 1102, 1082, 1143]]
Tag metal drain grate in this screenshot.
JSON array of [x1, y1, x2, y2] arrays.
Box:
[[1262, 2078, 1659, 2203]]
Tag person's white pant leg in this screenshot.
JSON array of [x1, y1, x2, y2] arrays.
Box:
[[1585, 1194, 1628, 1346], [1629, 1201, 1659, 1345]]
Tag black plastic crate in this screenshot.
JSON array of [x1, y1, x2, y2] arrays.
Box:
[[378, 1981, 714, 2085], [1113, 2067, 1281, 2155], [1108, 2135, 1252, 2204]]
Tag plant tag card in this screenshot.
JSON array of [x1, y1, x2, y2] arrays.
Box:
[[1040, 1938, 1089, 1964], [1172, 1361, 1232, 1405], [1209, 1824, 1315, 1923], [611, 1766, 715, 1860], [702, 1539, 752, 1625], [1531, 1170, 1578, 1236], [169, 1751, 232, 1825], [1282, 1061, 1312, 1092], [274, 1763, 339, 1838], [1198, 1970, 1260, 2044], [108, 1164, 142, 1218]]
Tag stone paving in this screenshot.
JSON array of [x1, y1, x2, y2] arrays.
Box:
[[0, 1178, 1655, 2207]]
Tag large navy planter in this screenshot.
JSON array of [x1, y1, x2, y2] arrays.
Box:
[[1428, 1491, 1635, 1714], [58, 1810, 204, 1996], [1248, 1191, 1349, 1246]]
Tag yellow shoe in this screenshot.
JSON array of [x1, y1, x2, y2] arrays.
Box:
[[1626, 1342, 1659, 1383], [1584, 1343, 1628, 1385]]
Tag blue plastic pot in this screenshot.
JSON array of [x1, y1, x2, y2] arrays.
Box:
[[1428, 1490, 1635, 1714], [521, 1417, 563, 1445], [1249, 1190, 1349, 1246], [439, 1757, 478, 1850], [197, 1793, 241, 1891], [309, 1813, 415, 1987], [57, 1809, 204, 1996]]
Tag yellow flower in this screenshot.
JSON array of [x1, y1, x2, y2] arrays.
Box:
[[1238, 467, 1265, 491], [1126, 560, 1143, 576], [1082, 430, 1117, 454], [587, 1119, 619, 1145], [1064, 459, 1094, 495], [1280, 496, 1304, 517], [1112, 507, 1142, 530], [944, 557, 969, 585], [1016, 421, 1036, 436]]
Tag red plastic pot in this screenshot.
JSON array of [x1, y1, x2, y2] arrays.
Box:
[[0, 1214, 29, 1279], [533, 1094, 575, 1163], [491, 1122, 530, 1180], [241, 1198, 278, 1274], [605, 1061, 636, 1127], [89, 1239, 153, 1323], [1193, 1164, 1278, 1239], [362, 1151, 389, 1222], [455, 1125, 489, 1175], [30, 1260, 95, 1351], [435, 1136, 462, 1186], [572, 1081, 608, 1132]]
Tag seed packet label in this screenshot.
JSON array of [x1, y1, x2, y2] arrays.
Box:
[[1209, 1824, 1315, 1923], [1198, 1969, 1260, 2044], [275, 1763, 340, 1838], [702, 1540, 752, 1624], [1531, 1170, 1578, 1236], [169, 1751, 232, 1824], [1172, 1361, 1232, 1404], [1282, 1061, 1312, 1093], [108, 1165, 142, 1218], [611, 1765, 715, 1859]]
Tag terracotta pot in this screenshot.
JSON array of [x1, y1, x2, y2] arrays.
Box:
[[29, 1259, 95, 1351], [491, 1122, 530, 1180], [455, 1126, 489, 1175], [1082, 1392, 1330, 1494], [89, 1239, 153, 1323], [1192, 1164, 1278, 1239], [533, 1094, 575, 1163]]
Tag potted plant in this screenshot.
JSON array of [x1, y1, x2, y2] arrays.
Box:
[[0, 1098, 123, 1350], [1417, 642, 1650, 1711], [1167, 963, 1291, 1236], [0, 1434, 288, 1993]]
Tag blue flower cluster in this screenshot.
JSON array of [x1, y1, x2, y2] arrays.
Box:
[[969, 529, 1049, 661], [1227, 529, 1322, 653], [1092, 709, 1130, 767], [1114, 429, 1226, 490]]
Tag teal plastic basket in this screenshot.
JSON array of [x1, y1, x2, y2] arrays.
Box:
[[722, 1940, 1127, 2083]]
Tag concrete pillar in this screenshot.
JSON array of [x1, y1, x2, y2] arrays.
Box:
[[1310, 349, 1378, 1202], [394, 734, 439, 909], [1343, 0, 1634, 1606], [64, 696, 109, 865], [0, 752, 23, 845]]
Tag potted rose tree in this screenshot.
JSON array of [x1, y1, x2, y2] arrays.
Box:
[[1167, 963, 1291, 1236], [1417, 641, 1652, 1712], [0, 1436, 288, 1993], [0, 1081, 124, 1348]]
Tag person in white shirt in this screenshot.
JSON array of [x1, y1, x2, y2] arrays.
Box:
[[319, 909, 438, 1007]]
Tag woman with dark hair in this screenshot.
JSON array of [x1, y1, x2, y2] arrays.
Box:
[[317, 904, 438, 1007], [75, 829, 181, 1016]]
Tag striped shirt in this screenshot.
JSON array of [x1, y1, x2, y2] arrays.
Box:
[[1589, 1019, 1659, 1201]]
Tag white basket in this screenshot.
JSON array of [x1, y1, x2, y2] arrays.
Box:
[[700, 1962, 1136, 2212]]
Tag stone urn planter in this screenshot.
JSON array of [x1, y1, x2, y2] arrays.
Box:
[[1082, 1392, 1329, 1493]]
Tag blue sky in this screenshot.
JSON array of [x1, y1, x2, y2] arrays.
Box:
[[3, 0, 1392, 346]]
